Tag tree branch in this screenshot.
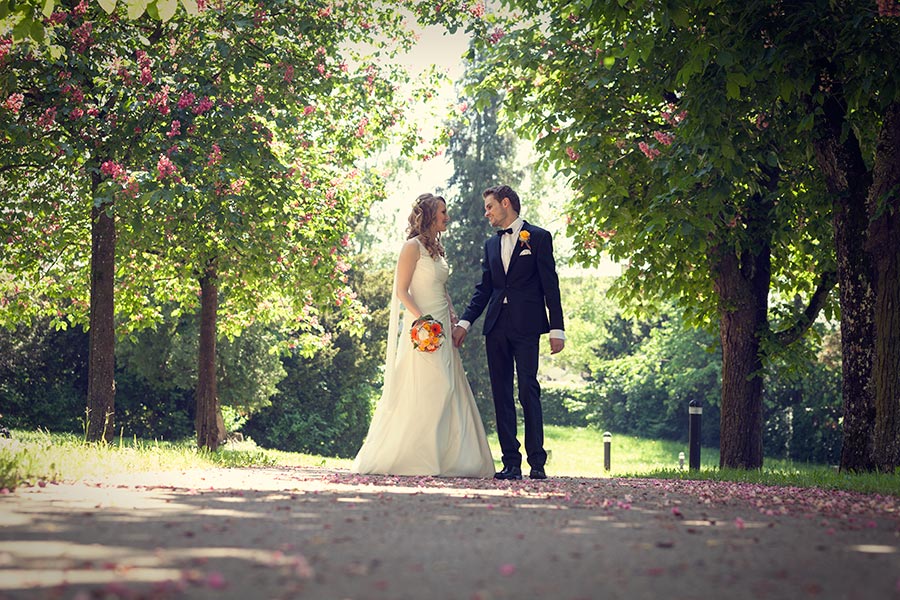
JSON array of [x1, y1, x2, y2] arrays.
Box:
[[774, 268, 838, 348]]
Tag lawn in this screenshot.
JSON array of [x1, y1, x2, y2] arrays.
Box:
[[2, 426, 898, 497]]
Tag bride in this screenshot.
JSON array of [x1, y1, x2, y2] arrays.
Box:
[[352, 193, 495, 477]]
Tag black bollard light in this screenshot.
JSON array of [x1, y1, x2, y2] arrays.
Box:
[[688, 400, 702, 471], [603, 431, 612, 471]]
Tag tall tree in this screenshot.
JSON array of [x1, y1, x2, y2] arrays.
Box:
[[450, 0, 900, 470], [437, 2, 838, 469], [444, 43, 521, 424], [1, 0, 436, 447]]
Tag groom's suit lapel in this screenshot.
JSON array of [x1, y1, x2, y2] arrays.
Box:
[[489, 234, 505, 283]]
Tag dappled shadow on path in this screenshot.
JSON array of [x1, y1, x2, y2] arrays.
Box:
[[1, 467, 898, 599]]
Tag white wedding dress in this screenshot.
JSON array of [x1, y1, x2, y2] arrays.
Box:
[[353, 240, 495, 477]]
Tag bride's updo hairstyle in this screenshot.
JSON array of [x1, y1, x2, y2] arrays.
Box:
[[407, 193, 446, 259]]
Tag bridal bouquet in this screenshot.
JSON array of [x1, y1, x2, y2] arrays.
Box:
[[410, 314, 445, 353]]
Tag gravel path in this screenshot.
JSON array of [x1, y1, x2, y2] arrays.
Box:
[[1, 467, 898, 599]]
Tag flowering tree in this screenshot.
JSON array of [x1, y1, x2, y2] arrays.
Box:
[[1, 0, 199, 46], [1, 0, 437, 448], [448, 0, 900, 470]]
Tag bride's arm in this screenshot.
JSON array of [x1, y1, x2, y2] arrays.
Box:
[[396, 240, 423, 320]]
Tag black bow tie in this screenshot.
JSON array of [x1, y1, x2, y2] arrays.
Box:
[[497, 228, 514, 236]]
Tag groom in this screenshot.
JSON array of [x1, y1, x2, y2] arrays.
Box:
[[452, 185, 565, 480]]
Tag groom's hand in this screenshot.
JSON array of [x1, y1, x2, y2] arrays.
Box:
[[550, 338, 565, 354], [452, 325, 467, 348]]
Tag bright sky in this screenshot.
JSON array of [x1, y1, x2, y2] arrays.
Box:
[[368, 24, 469, 254]]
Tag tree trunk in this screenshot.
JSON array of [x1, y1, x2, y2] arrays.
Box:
[[810, 86, 876, 472], [87, 170, 116, 442], [711, 239, 771, 470], [195, 261, 221, 450], [867, 102, 900, 472]]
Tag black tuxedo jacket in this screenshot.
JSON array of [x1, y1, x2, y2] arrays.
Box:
[[461, 222, 564, 336]]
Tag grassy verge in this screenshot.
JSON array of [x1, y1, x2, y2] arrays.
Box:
[[2, 426, 898, 496]]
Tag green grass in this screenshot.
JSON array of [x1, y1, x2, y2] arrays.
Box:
[[2, 426, 899, 497]]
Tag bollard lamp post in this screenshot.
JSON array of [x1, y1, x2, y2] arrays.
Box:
[[603, 431, 612, 471], [688, 400, 702, 471], [678, 451, 685, 470]]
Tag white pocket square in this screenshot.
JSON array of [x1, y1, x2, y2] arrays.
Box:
[[520, 249, 532, 256]]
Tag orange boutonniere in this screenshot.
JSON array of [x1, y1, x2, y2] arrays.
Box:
[[518, 230, 531, 250]]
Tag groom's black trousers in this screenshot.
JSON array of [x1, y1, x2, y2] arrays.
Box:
[[485, 305, 547, 470]]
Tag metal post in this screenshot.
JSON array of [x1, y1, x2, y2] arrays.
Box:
[[688, 400, 702, 471], [603, 431, 612, 471], [678, 451, 685, 470]]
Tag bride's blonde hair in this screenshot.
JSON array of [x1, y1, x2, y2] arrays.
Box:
[[407, 193, 446, 259]]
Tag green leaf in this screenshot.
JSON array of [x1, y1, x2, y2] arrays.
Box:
[[180, 0, 198, 15], [726, 78, 740, 99], [721, 142, 735, 160], [126, 0, 146, 19], [779, 79, 793, 101], [12, 18, 33, 41], [41, 0, 55, 18], [97, 0, 117, 14], [29, 20, 44, 42], [156, 0, 177, 22]]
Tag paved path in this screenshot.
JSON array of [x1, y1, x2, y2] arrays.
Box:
[[1, 467, 898, 599]]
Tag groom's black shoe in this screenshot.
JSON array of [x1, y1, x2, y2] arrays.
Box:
[[530, 467, 547, 480], [494, 465, 523, 480]]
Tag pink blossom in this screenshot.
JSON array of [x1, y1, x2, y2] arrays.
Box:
[[193, 97, 214, 115], [653, 131, 674, 146], [316, 63, 326, 76], [253, 85, 265, 103], [37, 107, 57, 130], [69, 107, 84, 120], [638, 141, 660, 161], [356, 117, 368, 138], [205, 572, 226, 589], [74, 0, 88, 15], [157, 154, 177, 180], [207, 143, 222, 166], [229, 178, 246, 195], [166, 120, 181, 138], [135, 50, 151, 68], [0, 38, 11, 62], [303, 105, 316, 116], [469, 2, 486, 18], [72, 22, 93, 53], [100, 160, 125, 180], [283, 64, 295, 82], [457, 102, 468, 113], [755, 113, 769, 130], [3, 93, 23, 114], [566, 146, 580, 161], [150, 86, 171, 115], [318, 6, 331, 17], [498, 564, 516, 576], [177, 91, 196, 110], [489, 27, 505, 44], [877, 0, 900, 17]]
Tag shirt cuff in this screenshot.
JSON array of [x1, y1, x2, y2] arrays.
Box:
[[549, 329, 565, 340], [457, 320, 471, 331]]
